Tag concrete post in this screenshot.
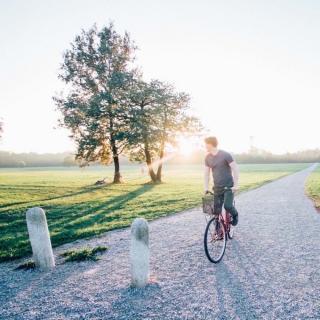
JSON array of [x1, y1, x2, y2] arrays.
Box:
[[130, 218, 149, 287], [26, 207, 55, 271]]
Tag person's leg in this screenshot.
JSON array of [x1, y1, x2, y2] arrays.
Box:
[[213, 192, 224, 238], [224, 190, 239, 226], [213, 192, 224, 215]]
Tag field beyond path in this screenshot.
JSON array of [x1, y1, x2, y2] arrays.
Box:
[[0, 165, 319, 319], [0, 163, 308, 261]]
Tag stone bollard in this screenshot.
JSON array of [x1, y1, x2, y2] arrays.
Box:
[[130, 218, 149, 288], [26, 207, 55, 271]]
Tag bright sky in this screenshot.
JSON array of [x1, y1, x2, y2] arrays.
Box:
[[0, 0, 319, 154]]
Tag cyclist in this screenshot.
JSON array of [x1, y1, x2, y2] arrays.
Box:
[[204, 136, 239, 226]]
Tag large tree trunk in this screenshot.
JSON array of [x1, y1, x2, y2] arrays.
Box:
[[110, 134, 122, 183], [113, 154, 121, 183], [156, 141, 165, 182], [156, 113, 167, 183], [144, 140, 158, 183]]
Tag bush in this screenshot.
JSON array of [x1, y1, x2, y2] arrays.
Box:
[[15, 260, 36, 271], [60, 246, 108, 262]]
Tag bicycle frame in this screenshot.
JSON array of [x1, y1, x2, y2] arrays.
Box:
[[203, 206, 231, 225], [218, 209, 231, 240], [221, 210, 232, 238], [202, 189, 235, 263], [202, 188, 235, 237]]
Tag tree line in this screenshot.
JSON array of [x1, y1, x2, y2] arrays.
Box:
[[172, 149, 320, 164], [54, 23, 201, 183], [0, 149, 319, 168]]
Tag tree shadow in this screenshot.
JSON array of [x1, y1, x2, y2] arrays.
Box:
[[231, 239, 274, 301], [0, 184, 110, 210], [48, 183, 155, 230], [109, 282, 162, 319], [0, 183, 155, 261], [214, 258, 259, 319], [212, 238, 276, 318], [2, 259, 100, 315]]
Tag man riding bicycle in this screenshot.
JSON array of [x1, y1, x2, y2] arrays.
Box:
[[204, 136, 239, 226]]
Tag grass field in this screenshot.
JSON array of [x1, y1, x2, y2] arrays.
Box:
[[306, 164, 320, 210], [0, 163, 309, 262]]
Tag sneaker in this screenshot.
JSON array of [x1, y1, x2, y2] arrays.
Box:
[[231, 213, 238, 226]]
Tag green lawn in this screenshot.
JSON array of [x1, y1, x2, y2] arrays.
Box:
[[0, 163, 309, 261], [306, 164, 320, 210]]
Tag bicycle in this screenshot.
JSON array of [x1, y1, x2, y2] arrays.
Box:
[[202, 188, 235, 263]]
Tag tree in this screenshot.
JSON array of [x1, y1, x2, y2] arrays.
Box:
[[126, 79, 202, 183], [124, 80, 160, 182], [153, 83, 202, 182], [54, 23, 136, 183]]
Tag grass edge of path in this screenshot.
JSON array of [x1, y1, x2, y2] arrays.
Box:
[[305, 163, 320, 212]]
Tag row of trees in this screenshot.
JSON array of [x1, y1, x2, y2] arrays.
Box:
[[54, 23, 201, 183], [1, 149, 319, 168], [169, 149, 320, 164], [235, 149, 320, 164], [0, 151, 76, 168]]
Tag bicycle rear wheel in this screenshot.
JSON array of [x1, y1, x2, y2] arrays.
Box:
[[204, 216, 226, 263]]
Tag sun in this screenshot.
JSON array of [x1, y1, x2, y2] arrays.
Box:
[[177, 137, 196, 157]]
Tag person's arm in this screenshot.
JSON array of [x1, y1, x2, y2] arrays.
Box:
[[229, 161, 239, 192], [204, 165, 211, 193]]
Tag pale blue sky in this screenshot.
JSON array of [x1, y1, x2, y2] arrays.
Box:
[[0, 0, 319, 153]]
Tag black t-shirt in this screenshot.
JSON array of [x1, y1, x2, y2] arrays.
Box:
[[205, 150, 234, 188]]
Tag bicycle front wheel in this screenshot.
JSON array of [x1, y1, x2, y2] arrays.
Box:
[[204, 217, 227, 263], [226, 212, 234, 239]]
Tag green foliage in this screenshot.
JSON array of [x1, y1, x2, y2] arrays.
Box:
[[54, 23, 137, 182], [306, 165, 320, 209], [54, 23, 203, 183], [14, 260, 36, 270], [0, 163, 309, 261], [61, 246, 108, 262], [125, 79, 202, 182]]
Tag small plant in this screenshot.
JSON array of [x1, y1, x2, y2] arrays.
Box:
[[15, 260, 36, 271], [60, 246, 108, 262], [91, 246, 108, 255]]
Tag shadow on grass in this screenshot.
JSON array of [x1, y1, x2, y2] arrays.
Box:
[[0, 183, 155, 262], [49, 183, 156, 237], [0, 182, 140, 225], [0, 184, 110, 210]]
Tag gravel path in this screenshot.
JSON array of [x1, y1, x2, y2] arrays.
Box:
[[0, 165, 319, 320]]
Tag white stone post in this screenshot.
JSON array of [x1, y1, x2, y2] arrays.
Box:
[[26, 207, 55, 271], [130, 218, 149, 287]]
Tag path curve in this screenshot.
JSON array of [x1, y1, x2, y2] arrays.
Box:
[[0, 165, 319, 319]]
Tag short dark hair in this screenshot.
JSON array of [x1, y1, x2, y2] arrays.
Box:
[[204, 136, 218, 147]]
